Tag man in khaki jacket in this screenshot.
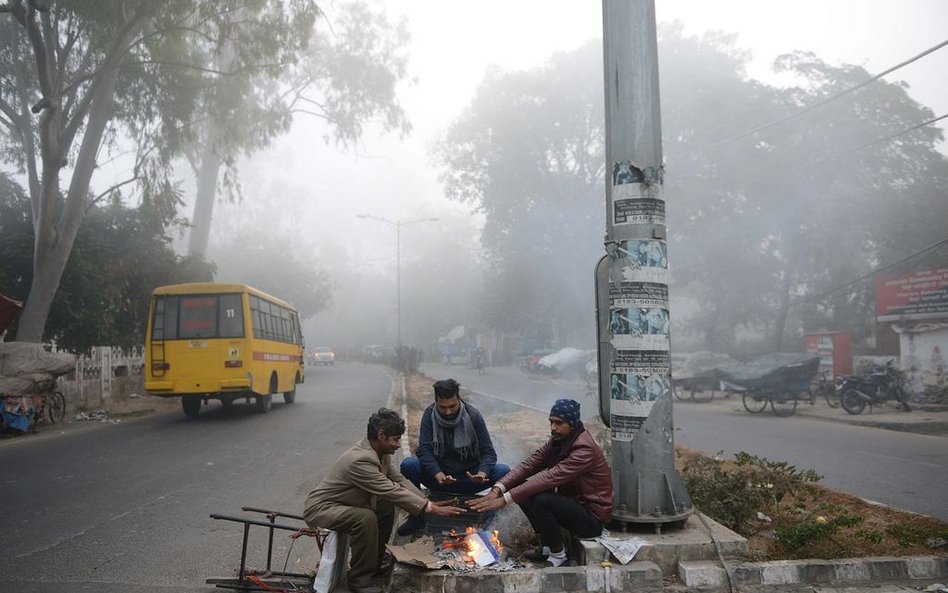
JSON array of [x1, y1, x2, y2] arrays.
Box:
[[304, 408, 464, 593]]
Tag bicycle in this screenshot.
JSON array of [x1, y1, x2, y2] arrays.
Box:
[[45, 390, 67, 423], [806, 371, 840, 408]]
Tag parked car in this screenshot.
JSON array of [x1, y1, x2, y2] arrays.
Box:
[[309, 347, 335, 366]]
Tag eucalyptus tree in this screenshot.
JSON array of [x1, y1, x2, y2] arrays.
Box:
[[434, 27, 948, 354], [0, 0, 317, 343], [186, 0, 412, 257], [0, 172, 214, 351], [0, 0, 411, 345]]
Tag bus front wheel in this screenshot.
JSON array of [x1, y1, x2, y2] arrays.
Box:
[[182, 396, 201, 418]]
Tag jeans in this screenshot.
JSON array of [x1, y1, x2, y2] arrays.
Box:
[[400, 456, 510, 495], [518, 491, 602, 551]]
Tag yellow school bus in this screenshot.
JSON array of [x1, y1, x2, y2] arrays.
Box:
[[144, 283, 305, 417]]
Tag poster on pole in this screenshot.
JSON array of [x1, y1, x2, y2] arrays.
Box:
[[611, 239, 668, 285]]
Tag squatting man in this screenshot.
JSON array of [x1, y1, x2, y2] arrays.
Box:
[[470, 398, 614, 567], [303, 408, 465, 593]]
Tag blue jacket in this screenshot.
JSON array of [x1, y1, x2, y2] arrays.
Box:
[[416, 403, 497, 478]]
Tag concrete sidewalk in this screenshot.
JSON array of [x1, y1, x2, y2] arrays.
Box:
[[674, 389, 948, 436]]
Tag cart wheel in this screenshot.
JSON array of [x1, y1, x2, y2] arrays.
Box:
[[47, 391, 66, 423], [742, 392, 768, 413], [770, 393, 799, 417], [692, 387, 714, 403], [672, 385, 690, 401]]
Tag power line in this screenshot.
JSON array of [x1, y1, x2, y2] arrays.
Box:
[[799, 236, 948, 304], [765, 112, 948, 179], [690, 38, 948, 154]]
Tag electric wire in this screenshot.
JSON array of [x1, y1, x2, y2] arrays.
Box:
[[689, 39, 948, 154], [797, 236, 948, 304], [730, 112, 948, 186]]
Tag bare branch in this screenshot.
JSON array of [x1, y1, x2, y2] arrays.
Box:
[[87, 175, 140, 208], [9, 1, 57, 101], [61, 10, 144, 148]]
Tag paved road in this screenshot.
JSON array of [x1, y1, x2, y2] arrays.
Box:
[[421, 363, 948, 521], [0, 363, 394, 593]]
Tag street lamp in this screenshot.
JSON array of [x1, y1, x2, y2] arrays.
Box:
[[356, 214, 439, 346]]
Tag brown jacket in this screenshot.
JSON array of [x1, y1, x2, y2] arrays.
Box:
[[498, 429, 614, 522], [303, 438, 427, 528]]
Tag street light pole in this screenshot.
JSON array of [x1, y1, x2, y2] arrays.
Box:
[[356, 214, 439, 346]]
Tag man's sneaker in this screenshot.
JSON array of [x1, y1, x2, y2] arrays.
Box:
[[396, 513, 426, 536], [522, 545, 551, 562], [545, 550, 570, 567]]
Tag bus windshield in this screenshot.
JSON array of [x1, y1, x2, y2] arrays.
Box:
[[151, 293, 244, 340]]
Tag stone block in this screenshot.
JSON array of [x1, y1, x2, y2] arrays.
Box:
[[539, 567, 587, 592], [615, 561, 663, 591], [831, 559, 872, 582], [866, 556, 910, 581], [678, 560, 726, 589], [906, 556, 939, 579], [797, 560, 837, 584], [759, 560, 802, 585], [731, 562, 762, 585]]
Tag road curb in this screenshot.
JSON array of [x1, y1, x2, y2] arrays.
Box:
[[678, 555, 948, 591]]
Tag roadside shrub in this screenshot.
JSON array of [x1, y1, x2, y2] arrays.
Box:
[[681, 451, 822, 533]]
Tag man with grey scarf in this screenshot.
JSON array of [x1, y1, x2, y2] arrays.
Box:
[[397, 379, 509, 535]]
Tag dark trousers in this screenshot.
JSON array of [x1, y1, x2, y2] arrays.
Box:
[[318, 500, 394, 582], [400, 456, 510, 495], [518, 492, 603, 551]]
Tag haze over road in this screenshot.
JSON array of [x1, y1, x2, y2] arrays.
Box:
[[422, 362, 948, 521]]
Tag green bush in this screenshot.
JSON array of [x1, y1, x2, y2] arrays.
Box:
[[681, 451, 822, 533]]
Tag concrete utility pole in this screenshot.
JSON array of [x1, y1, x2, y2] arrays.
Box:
[[596, 0, 692, 530]]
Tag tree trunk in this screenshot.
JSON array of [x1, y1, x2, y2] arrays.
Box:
[[187, 18, 238, 258], [14, 46, 124, 343], [770, 249, 801, 352], [187, 145, 222, 257]]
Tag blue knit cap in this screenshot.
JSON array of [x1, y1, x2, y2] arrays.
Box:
[[549, 398, 581, 429]]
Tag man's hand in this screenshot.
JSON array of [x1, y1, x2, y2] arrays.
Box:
[[426, 497, 465, 517], [465, 471, 488, 484], [468, 489, 506, 513], [435, 472, 457, 486]]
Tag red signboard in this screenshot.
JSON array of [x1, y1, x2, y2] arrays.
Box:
[[875, 268, 948, 320]]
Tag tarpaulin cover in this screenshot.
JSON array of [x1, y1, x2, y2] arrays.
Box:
[[537, 347, 595, 373], [674, 351, 740, 380], [0, 293, 22, 335], [715, 353, 820, 389], [0, 342, 77, 378]]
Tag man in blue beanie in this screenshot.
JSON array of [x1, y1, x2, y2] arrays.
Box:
[[470, 398, 613, 567]]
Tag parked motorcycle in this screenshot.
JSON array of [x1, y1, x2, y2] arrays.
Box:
[[838, 360, 911, 415]]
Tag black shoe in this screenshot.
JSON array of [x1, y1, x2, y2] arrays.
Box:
[[522, 546, 549, 562], [396, 513, 426, 536], [375, 552, 394, 575]]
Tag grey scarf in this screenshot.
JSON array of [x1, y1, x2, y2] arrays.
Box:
[[431, 401, 478, 462]]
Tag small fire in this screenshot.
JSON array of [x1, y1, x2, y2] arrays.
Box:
[[441, 527, 504, 566], [490, 530, 503, 554]]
